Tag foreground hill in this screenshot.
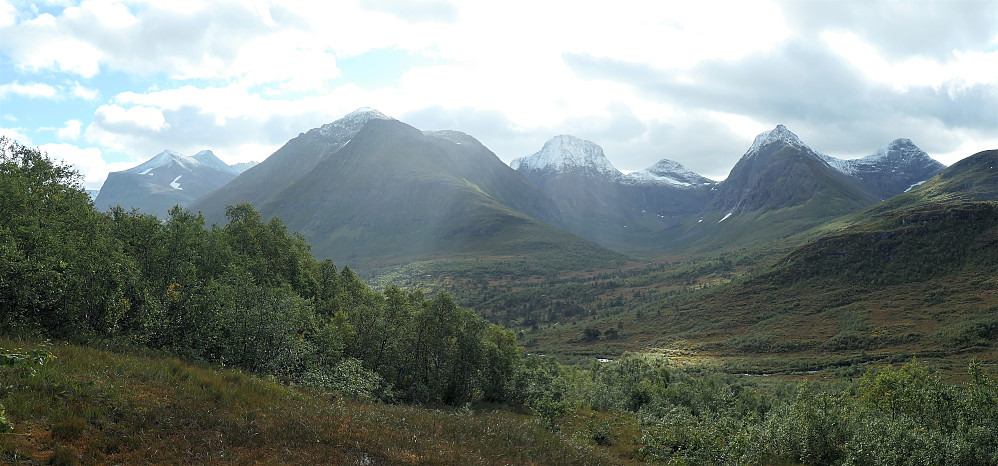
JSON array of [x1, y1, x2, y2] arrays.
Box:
[[0, 337, 633, 464], [95, 149, 240, 217], [193, 111, 625, 273]]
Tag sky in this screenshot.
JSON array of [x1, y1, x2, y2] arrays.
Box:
[[1, 0, 996, 189]]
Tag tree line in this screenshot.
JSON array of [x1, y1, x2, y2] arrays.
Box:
[[0, 137, 519, 405]]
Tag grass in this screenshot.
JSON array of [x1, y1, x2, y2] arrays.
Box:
[[0, 336, 642, 465], [508, 202, 998, 380]]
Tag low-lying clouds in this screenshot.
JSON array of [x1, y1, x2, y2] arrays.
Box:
[[1, 0, 995, 189]]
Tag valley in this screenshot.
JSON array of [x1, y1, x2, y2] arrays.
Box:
[[3, 113, 996, 464]]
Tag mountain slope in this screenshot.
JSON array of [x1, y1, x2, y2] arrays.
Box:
[[708, 125, 877, 215], [520, 149, 998, 374], [511, 136, 715, 252], [665, 125, 880, 252], [95, 149, 238, 217], [821, 138, 945, 199], [191, 108, 391, 223], [194, 115, 623, 273]]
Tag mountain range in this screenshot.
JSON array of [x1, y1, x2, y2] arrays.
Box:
[[101, 109, 949, 272], [94, 149, 255, 217], [190, 110, 622, 273]]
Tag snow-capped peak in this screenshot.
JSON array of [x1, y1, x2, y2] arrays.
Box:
[[510, 135, 621, 178], [864, 138, 925, 162], [191, 149, 237, 174], [622, 159, 713, 187], [127, 150, 188, 174], [125, 149, 239, 176], [318, 108, 392, 138], [747, 124, 808, 154]]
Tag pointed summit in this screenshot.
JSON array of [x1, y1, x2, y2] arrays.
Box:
[[867, 138, 928, 162], [622, 159, 714, 187], [747, 124, 810, 156], [511, 135, 621, 179], [96, 149, 240, 217], [318, 107, 392, 138], [708, 124, 876, 216], [821, 138, 944, 199], [126, 150, 188, 175], [191, 149, 237, 174]]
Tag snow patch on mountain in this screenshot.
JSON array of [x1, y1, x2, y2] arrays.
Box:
[[819, 154, 856, 175], [622, 159, 713, 187], [126, 150, 188, 175], [511, 135, 621, 179], [318, 107, 392, 138], [170, 175, 182, 190], [309, 108, 394, 157], [821, 139, 937, 176], [747, 125, 810, 155], [904, 180, 926, 192], [123, 149, 247, 177], [191, 150, 237, 174]]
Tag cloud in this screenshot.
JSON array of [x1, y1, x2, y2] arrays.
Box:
[[0, 0, 15, 27], [71, 82, 99, 100], [563, 32, 998, 166], [360, 0, 459, 23], [37, 142, 107, 189], [93, 104, 168, 133], [0, 81, 58, 99], [0, 126, 32, 145], [57, 119, 81, 140], [776, 0, 998, 61], [1, 0, 994, 185]]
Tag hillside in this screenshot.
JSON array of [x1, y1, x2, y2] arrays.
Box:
[[510, 149, 998, 373], [0, 337, 634, 465], [193, 114, 624, 274]]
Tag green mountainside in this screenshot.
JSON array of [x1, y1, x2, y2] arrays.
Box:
[[193, 116, 625, 274], [461, 148, 998, 376]]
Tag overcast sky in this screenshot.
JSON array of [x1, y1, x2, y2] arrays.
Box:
[[1, 0, 996, 189]]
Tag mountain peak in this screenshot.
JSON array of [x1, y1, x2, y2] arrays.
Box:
[[511, 135, 621, 179], [866, 138, 926, 162], [622, 158, 714, 187], [317, 108, 392, 138], [127, 149, 187, 174], [747, 124, 808, 155], [191, 149, 236, 174]]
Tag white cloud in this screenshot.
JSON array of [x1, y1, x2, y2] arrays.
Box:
[[38, 142, 115, 189], [94, 104, 169, 132], [57, 119, 82, 140], [0, 0, 993, 181], [0, 81, 58, 99], [0, 126, 32, 145], [71, 82, 100, 100], [823, 31, 998, 92], [0, 0, 16, 27]]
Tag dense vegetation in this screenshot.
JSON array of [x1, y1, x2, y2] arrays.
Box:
[[3, 139, 996, 464], [0, 137, 518, 406]]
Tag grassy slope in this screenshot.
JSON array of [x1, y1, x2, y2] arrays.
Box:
[[464, 150, 998, 374], [0, 337, 641, 465], [519, 201, 998, 376]]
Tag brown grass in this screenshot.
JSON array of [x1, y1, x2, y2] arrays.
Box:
[[1, 337, 641, 464]]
